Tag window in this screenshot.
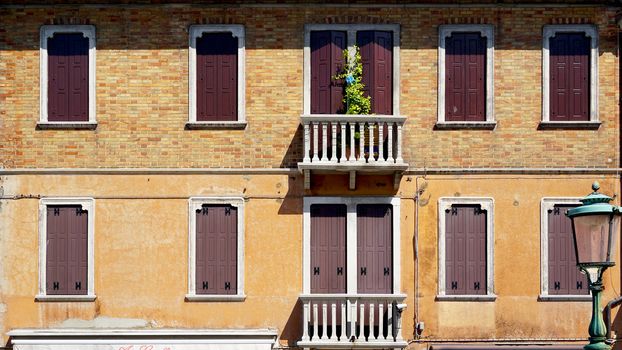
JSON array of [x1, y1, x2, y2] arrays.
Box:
[[188, 25, 246, 128], [437, 25, 494, 128], [37, 198, 95, 301], [542, 25, 599, 127], [540, 198, 590, 301], [39, 25, 96, 128], [302, 197, 402, 295], [438, 197, 495, 300], [187, 197, 245, 301], [303, 24, 400, 116]]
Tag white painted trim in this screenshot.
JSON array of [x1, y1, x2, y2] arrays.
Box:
[[38, 197, 95, 300], [302, 196, 401, 295], [539, 198, 590, 300], [188, 25, 246, 124], [438, 24, 495, 124], [39, 25, 96, 125], [187, 196, 245, 300], [303, 24, 400, 117], [542, 24, 599, 123], [437, 197, 495, 299]]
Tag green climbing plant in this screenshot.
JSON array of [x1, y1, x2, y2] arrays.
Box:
[[333, 46, 371, 115]]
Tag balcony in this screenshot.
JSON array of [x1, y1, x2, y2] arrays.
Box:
[[298, 294, 408, 349], [298, 115, 408, 190]]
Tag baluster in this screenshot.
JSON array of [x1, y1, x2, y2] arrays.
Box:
[[302, 301, 310, 341], [379, 302, 385, 340], [321, 303, 328, 340], [341, 302, 347, 341], [331, 303, 337, 341], [396, 301, 403, 341], [358, 122, 365, 163], [387, 122, 394, 163], [368, 123, 375, 163], [369, 303, 375, 340], [303, 123, 311, 163], [378, 122, 384, 163], [349, 122, 356, 162], [312, 122, 319, 162], [359, 303, 365, 340], [396, 123, 404, 164], [331, 123, 337, 163], [340, 122, 346, 163], [387, 302, 393, 341], [321, 123, 328, 162], [349, 300, 356, 340], [313, 303, 319, 341]]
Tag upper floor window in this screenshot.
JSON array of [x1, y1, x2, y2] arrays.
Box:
[[303, 24, 400, 116], [39, 25, 96, 128], [188, 25, 246, 129], [542, 25, 599, 127], [437, 25, 495, 128]]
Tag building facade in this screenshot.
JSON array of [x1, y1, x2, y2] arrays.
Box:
[[1, 1, 621, 350]]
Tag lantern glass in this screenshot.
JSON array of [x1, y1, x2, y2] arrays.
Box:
[[572, 214, 619, 265]]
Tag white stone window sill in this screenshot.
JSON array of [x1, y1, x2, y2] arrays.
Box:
[[538, 294, 591, 302], [435, 121, 497, 130], [35, 294, 97, 302], [37, 122, 98, 130], [538, 121, 601, 130], [185, 294, 246, 302], [436, 294, 497, 301], [185, 121, 247, 130]]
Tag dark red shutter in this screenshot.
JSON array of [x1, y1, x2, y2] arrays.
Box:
[[48, 33, 89, 122], [196, 205, 237, 295], [550, 33, 590, 121], [311, 31, 346, 114], [46, 205, 87, 295], [196, 33, 238, 121], [445, 205, 486, 295], [357, 31, 393, 115], [445, 32, 486, 122], [357, 204, 392, 294], [310, 204, 347, 294], [548, 204, 589, 295]]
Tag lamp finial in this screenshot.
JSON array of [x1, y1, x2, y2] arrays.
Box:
[[592, 181, 600, 192]]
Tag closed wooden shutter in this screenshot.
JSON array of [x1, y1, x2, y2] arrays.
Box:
[[548, 204, 589, 295], [310, 204, 347, 294], [196, 33, 238, 121], [311, 31, 346, 114], [357, 204, 392, 294], [445, 205, 486, 295], [48, 33, 89, 122], [196, 205, 237, 295], [46, 205, 88, 295], [550, 33, 590, 121], [445, 32, 486, 122], [357, 31, 393, 115]]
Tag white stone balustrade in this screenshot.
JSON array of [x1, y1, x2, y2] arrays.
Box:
[[298, 294, 407, 349]]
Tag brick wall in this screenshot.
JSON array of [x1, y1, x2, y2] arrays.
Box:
[[0, 5, 618, 169]]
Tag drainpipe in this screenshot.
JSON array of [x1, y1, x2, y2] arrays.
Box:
[[605, 296, 622, 341]]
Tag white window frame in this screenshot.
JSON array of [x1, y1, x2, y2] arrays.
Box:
[[539, 198, 591, 301], [302, 196, 403, 295], [188, 25, 246, 129], [437, 197, 495, 301], [39, 25, 97, 129], [437, 24, 495, 129], [186, 197, 245, 301], [303, 24, 401, 117], [37, 197, 95, 301], [541, 25, 599, 127]]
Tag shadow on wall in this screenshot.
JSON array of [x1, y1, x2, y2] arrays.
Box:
[[280, 299, 303, 347], [278, 173, 304, 215], [280, 124, 304, 169]]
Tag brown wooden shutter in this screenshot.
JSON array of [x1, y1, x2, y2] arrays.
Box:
[[357, 204, 392, 294], [196, 205, 237, 295], [445, 205, 486, 295], [48, 33, 89, 122], [46, 205, 88, 295], [445, 32, 486, 122], [357, 31, 393, 115], [196, 33, 238, 121], [310, 204, 347, 294], [548, 204, 589, 295], [310, 31, 346, 114], [550, 33, 590, 121]]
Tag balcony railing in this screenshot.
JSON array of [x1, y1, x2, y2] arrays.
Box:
[[298, 294, 408, 349]]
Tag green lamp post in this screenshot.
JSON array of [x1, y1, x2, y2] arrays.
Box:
[[566, 182, 622, 350]]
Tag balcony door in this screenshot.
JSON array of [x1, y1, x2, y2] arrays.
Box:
[[357, 204, 393, 294], [310, 204, 347, 294]]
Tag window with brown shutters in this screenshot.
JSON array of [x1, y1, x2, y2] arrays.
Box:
[[445, 205, 487, 295], [310, 204, 347, 294], [46, 205, 88, 295], [548, 204, 589, 295], [549, 33, 590, 122], [195, 204, 238, 295], [357, 204, 393, 294], [310, 31, 346, 114], [357, 31, 393, 115], [196, 33, 238, 122], [47, 33, 89, 122], [444, 32, 486, 122]]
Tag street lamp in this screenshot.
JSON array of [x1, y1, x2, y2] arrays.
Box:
[[566, 182, 622, 350]]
